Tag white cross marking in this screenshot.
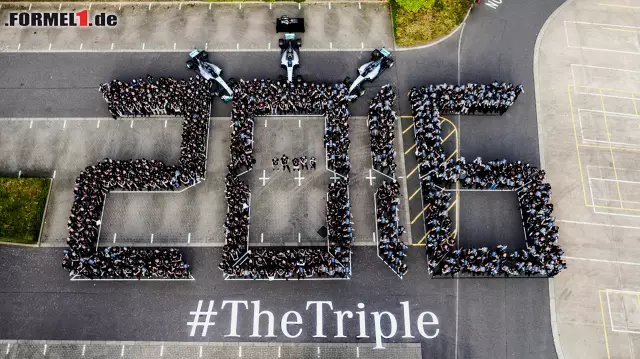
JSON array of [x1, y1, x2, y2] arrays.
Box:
[[259, 170, 270, 186], [295, 172, 305, 186], [366, 169, 376, 186]]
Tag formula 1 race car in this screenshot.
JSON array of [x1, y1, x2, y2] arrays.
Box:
[[344, 48, 394, 96], [186, 49, 233, 102], [279, 34, 302, 83]]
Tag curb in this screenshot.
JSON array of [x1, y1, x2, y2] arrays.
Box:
[[533, 0, 575, 358], [36, 177, 53, 247]]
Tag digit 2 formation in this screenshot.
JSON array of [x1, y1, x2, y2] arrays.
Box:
[[62, 77, 211, 279], [410, 83, 566, 277]]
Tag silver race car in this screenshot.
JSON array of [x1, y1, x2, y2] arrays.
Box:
[[345, 48, 394, 97], [186, 49, 233, 102], [279, 34, 302, 83]]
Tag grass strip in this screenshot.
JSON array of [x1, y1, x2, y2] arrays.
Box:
[[392, 0, 472, 47], [0, 178, 51, 244]]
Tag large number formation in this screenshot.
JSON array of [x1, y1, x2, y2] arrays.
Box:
[[62, 77, 211, 279], [218, 79, 354, 280], [410, 83, 566, 277]]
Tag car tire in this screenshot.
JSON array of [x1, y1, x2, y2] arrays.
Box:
[[279, 39, 285, 49], [186, 61, 195, 70], [343, 76, 351, 85], [228, 77, 237, 87], [372, 50, 382, 60], [296, 39, 302, 48]]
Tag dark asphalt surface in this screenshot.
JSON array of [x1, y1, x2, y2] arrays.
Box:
[[0, 0, 566, 358]]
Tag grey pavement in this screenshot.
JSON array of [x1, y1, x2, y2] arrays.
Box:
[[535, 0, 640, 358], [0, 2, 392, 52], [0, 0, 575, 357]]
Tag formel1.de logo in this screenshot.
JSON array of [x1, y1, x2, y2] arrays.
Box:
[[5, 10, 118, 27]]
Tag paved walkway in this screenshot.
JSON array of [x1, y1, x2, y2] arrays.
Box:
[[0, 1, 393, 52], [535, 0, 640, 358]]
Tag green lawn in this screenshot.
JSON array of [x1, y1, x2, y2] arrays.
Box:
[[0, 178, 51, 244], [392, 0, 473, 47]]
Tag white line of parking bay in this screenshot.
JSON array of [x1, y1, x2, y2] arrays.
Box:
[[0, 47, 378, 53]]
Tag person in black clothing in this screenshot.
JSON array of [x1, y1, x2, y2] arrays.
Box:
[[272, 157, 279, 170], [292, 157, 300, 171], [310, 156, 316, 170], [281, 154, 290, 172], [300, 156, 309, 170]]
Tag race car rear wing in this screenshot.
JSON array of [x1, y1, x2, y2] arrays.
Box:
[[276, 15, 305, 33]]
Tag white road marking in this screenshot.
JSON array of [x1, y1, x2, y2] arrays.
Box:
[[238, 346, 242, 357], [299, 3, 301, 9], [160, 344, 164, 357], [264, 119, 267, 127], [270, 3, 272, 9], [121, 345, 125, 357], [359, 1, 361, 9], [130, 120, 134, 128], [239, 3, 242, 9], [199, 346, 203, 358], [80, 43, 83, 50], [119, 3, 122, 10], [29, 120, 33, 128], [142, 43, 145, 50], [298, 119, 301, 127], [29, 3, 32, 10], [58, 3, 61, 10], [317, 347, 320, 357], [188, 233, 191, 243], [366, 169, 376, 185], [82, 344, 86, 356], [564, 256, 640, 266], [48, 43, 52, 51], [43, 344, 47, 356], [556, 219, 640, 230], [209, 3, 212, 10], [330, 42, 333, 49], [237, 43, 239, 50], [205, 42, 208, 50], [63, 119, 67, 129], [261, 233, 264, 243], [89, 3, 92, 9], [278, 346, 281, 358], [329, 2, 331, 9], [150, 234, 154, 243], [52, 170, 56, 179], [356, 347, 360, 358], [111, 43, 114, 50], [97, 120, 100, 128], [174, 43, 176, 50], [5, 344, 9, 355], [113, 233, 117, 243], [361, 42, 364, 49], [259, 170, 270, 186], [298, 233, 301, 243], [457, 22, 465, 85], [165, 120, 168, 128], [17, 43, 21, 51], [268, 42, 271, 50], [373, 232, 376, 243], [178, 3, 181, 10], [18, 171, 21, 178], [295, 172, 305, 186]]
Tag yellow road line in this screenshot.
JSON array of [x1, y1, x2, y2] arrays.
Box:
[[408, 187, 421, 201], [598, 3, 640, 9], [633, 93, 639, 128], [402, 123, 414, 134], [599, 89, 624, 209], [598, 290, 612, 359], [411, 243, 427, 247], [602, 27, 640, 33], [445, 150, 458, 163], [410, 204, 431, 224], [442, 130, 455, 144], [605, 289, 640, 295], [568, 86, 591, 208], [447, 229, 457, 240], [637, 294, 640, 306], [400, 115, 413, 119], [586, 204, 640, 212], [404, 143, 417, 155], [416, 229, 432, 245], [575, 84, 640, 95], [406, 165, 419, 178], [447, 201, 456, 212]]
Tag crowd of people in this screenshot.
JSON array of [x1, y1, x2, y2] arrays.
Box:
[[272, 155, 316, 172], [62, 76, 212, 279], [409, 86, 566, 277], [369, 85, 398, 176], [411, 82, 523, 115], [219, 79, 354, 279], [376, 180, 408, 277]]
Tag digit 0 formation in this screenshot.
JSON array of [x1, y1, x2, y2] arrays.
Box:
[[219, 79, 354, 279], [410, 83, 566, 277], [62, 77, 211, 279]]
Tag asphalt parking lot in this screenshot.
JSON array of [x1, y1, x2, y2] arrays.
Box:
[[0, 2, 393, 52]]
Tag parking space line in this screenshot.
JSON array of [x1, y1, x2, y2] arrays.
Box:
[[48, 43, 52, 51], [598, 290, 612, 359], [111, 43, 114, 50], [442, 129, 455, 144], [445, 150, 458, 163], [402, 123, 414, 134], [598, 3, 640, 9], [82, 344, 86, 356], [188, 233, 191, 243], [17, 43, 21, 51], [598, 90, 624, 208], [58, 3, 61, 10], [52, 170, 56, 179], [410, 204, 430, 224], [404, 143, 416, 155], [408, 187, 421, 200], [29, 120, 33, 129], [602, 27, 640, 33], [415, 229, 432, 245], [447, 201, 456, 212]]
